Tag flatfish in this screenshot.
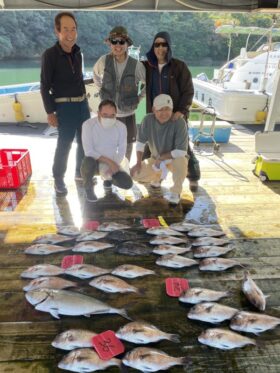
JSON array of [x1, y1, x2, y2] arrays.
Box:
[[169, 222, 199, 232], [58, 348, 121, 371], [25, 288, 130, 319], [146, 226, 184, 236], [188, 227, 225, 238], [89, 275, 139, 293], [150, 236, 188, 245], [21, 264, 64, 279], [198, 328, 256, 350], [193, 245, 234, 258], [64, 264, 111, 279], [242, 271, 267, 311], [153, 244, 191, 255], [23, 276, 77, 291], [24, 244, 70, 255], [156, 254, 198, 269], [230, 311, 280, 334], [116, 321, 180, 344], [52, 329, 97, 350], [33, 233, 74, 245], [188, 302, 238, 323], [115, 241, 152, 256], [57, 225, 80, 237], [76, 231, 108, 242], [97, 222, 131, 231], [192, 236, 230, 247], [199, 258, 244, 271], [112, 264, 155, 278], [72, 241, 113, 253], [179, 287, 232, 304], [122, 347, 189, 372]]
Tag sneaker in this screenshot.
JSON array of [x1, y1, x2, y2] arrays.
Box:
[[103, 180, 113, 190], [189, 180, 199, 191], [54, 178, 68, 196], [75, 171, 83, 181], [85, 188, 98, 202], [150, 180, 161, 188], [164, 192, 180, 205]]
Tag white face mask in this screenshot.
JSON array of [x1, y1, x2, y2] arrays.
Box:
[[101, 117, 116, 129]]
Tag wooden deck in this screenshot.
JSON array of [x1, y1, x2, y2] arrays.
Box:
[[0, 123, 280, 372]]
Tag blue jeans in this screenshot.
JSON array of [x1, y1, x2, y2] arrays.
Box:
[[52, 99, 90, 180]]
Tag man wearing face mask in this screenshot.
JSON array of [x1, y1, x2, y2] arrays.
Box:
[[81, 99, 133, 202], [93, 26, 146, 161]]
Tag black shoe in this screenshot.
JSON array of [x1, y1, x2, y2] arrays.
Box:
[[103, 180, 113, 190], [54, 178, 68, 196], [85, 188, 98, 202]]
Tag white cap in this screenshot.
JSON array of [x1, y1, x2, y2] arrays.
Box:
[[153, 94, 173, 110]]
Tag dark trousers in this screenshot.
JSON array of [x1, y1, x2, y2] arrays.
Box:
[[117, 114, 136, 161], [52, 99, 90, 180], [81, 156, 133, 190]]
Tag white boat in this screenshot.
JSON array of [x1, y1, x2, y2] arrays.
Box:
[[193, 24, 280, 124], [0, 46, 141, 125]]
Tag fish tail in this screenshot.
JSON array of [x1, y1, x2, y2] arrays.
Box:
[[179, 356, 192, 367], [117, 308, 132, 320], [168, 333, 181, 343]]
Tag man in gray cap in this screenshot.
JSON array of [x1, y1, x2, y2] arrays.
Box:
[[131, 94, 188, 205], [93, 26, 146, 164]]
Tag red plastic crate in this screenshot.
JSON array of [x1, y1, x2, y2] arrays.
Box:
[[0, 149, 32, 189]]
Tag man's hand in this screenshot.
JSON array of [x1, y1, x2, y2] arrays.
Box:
[[47, 113, 58, 127], [130, 163, 142, 177], [172, 111, 184, 121]]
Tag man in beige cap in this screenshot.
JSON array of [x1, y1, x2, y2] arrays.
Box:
[[93, 26, 146, 161], [131, 94, 188, 205]]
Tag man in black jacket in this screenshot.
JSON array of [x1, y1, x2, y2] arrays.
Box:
[[143, 31, 200, 191], [40, 12, 90, 196]]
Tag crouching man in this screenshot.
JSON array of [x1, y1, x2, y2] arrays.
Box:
[[81, 99, 133, 202], [130, 94, 188, 205]]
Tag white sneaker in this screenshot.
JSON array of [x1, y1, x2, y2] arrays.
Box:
[[164, 192, 180, 205], [150, 180, 161, 188]]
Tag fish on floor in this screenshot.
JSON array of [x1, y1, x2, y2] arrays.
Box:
[[146, 226, 185, 236], [169, 222, 199, 232], [111, 264, 155, 278], [198, 328, 256, 350], [116, 321, 180, 344], [230, 311, 280, 335], [188, 302, 238, 323], [23, 276, 77, 291], [21, 264, 64, 279], [33, 233, 74, 245], [57, 225, 80, 237], [199, 258, 244, 271], [97, 222, 131, 231], [64, 264, 111, 279], [76, 231, 108, 242], [25, 288, 130, 319], [156, 254, 198, 269], [89, 275, 140, 294], [188, 227, 225, 238], [24, 244, 70, 255], [242, 271, 267, 311], [192, 236, 230, 247], [52, 329, 97, 350], [150, 236, 188, 245], [153, 244, 192, 255], [179, 287, 232, 304], [193, 245, 234, 258], [72, 241, 114, 253]]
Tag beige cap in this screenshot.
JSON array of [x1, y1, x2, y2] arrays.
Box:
[[153, 94, 173, 110]]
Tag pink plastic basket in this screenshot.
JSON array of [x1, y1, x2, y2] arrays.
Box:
[[0, 149, 32, 189]]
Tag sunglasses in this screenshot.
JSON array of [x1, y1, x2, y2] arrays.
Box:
[[154, 42, 168, 48], [110, 39, 126, 45]]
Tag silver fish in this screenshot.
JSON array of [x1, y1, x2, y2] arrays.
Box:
[[179, 287, 232, 304], [193, 245, 234, 258], [64, 264, 111, 279], [150, 236, 188, 245], [24, 244, 70, 256], [188, 302, 238, 323], [156, 254, 198, 269], [33, 233, 74, 245], [198, 328, 256, 350], [72, 241, 113, 253], [199, 258, 244, 271], [57, 225, 80, 237], [188, 227, 225, 237], [52, 329, 97, 350], [76, 231, 108, 242], [242, 271, 267, 311], [122, 347, 189, 372], [23, 276, 77, 291], [230, 311, 280, 335], [97, 222, 131, 231], [58, 348, 121, 372], [192, 237, 230, 247], [146, 226, 184, 236], [21, 264, 64, 279], [89, 275, 139, 293], [25, 288, 130, 319], [169, 222, 199, 232], [153, 244, 192, 255], [116, 321, 180, 344], [112, 264, 155, 278]]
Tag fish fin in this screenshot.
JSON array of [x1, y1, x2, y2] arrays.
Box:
[[118, 308, 132, 321], [49, 308, 60, 319], [84, 314, 91, 318], [265, 294, 270, 299], [180, 356, 192, 367], [169, 333, 181, 343]]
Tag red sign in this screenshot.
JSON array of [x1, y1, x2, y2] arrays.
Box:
[[165, 278, 189, 297], [83, 220, 100, 230], [142, 218, 160, 228], [92, 330, 125, 360], [61, 255, 84, 269]]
